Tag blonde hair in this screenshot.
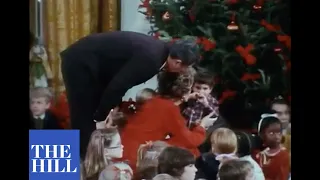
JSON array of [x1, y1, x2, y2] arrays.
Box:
[[211, 128, 237, 154], [136, 141, 170, 179], [98, 163, 133, 180], [136, 88, 156, 105], [84, 128, 118, 179], [80, 161, 86, 180], [29, 87, 53, 102]]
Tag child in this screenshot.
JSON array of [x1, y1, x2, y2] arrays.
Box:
[[136, 88, 157, 105], [211, 128, 238, 167], [29, 87, 60, 129], [156, 146, 198, 180], [270, 97, 291, 135], [181, 71, 219, 126], [218, 159, 254, 180], [235, 131, 265, 180], [84, 128, 126, 180], [135, 141, 169, 180], [254, 113, 290, 180], [98, 163, 133, 180]]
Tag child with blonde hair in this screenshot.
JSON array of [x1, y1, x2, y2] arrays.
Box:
[[84, 128, 130, 180], [98, 163, 133, 180], [135, 141, 170, 180], [210, 128, 238, 167], [29, 87, 60, 129]]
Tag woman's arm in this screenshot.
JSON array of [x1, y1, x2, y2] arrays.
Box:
[[166, 104, 206, 148]]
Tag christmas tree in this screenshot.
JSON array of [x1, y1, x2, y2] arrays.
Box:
[[139, 0, 291, 128]]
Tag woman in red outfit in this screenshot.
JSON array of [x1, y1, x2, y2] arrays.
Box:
[[119, 68, 215, 172]]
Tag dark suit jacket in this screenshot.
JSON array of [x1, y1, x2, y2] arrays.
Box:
[[195, 152, 220, 180], [31, 111, 62, 129], [60, 31, 169, 121]]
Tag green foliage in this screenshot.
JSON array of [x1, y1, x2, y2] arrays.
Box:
[[139, 0, 290, 110]]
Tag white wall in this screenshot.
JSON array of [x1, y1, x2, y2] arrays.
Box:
[[121, 0, 158, 101]]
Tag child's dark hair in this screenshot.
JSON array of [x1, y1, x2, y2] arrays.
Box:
[[258, 110, 282, 135], [218, 159, 253, 180], [194, 71, 215, 87], [234, 131, 256, 157], [270, 96, 290, 108], [158, 147, 195, 177]]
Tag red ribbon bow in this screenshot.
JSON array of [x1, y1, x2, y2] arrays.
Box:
[[241, 73, 261, 81], [197, 37, 216, 51], [260, 20, 281, 32], [219, 90, 237, 104], [139, 0, 152, 17], [277, 35, 291, 50], [235, 44, 256, 65]]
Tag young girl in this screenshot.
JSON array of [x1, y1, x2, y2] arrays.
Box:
[[255, 113, 290, 180], [270, 98, 291, 159], [135, 141, 170, 180], [235, 131, 265, 180], [98, 163, 133, 180], [155, 146, 198, 180], [211, 128, 238, 167], [218, 159, 254, 180], [83, 128, 128, 180]]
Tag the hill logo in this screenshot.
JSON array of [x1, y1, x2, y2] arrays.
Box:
[[29, 130, 80, 180]]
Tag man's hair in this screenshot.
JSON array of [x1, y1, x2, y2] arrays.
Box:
[[169, 39, 200, 65], [29, 87, 53, 102], [194, 71, 215, 87], [218, 159, 253, 180]]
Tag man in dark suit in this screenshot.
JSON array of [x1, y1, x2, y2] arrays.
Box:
[[60, 31, 200, 158]]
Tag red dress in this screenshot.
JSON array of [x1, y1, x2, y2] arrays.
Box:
[[254, 147, 290, 180], [120, 97, 206, 171], [50, 91, 70, 129]]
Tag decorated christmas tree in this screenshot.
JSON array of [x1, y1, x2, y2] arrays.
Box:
[[139, 0, 290, 129]]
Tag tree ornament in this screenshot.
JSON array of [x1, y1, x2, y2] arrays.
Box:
[[274, 46, 282, 53], [227, 13, 239, 30], [162, 12, 171, 21], [253, 0, 264, 10]]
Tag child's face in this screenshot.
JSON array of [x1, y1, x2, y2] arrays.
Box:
[[180, 164, 197, 180], [271, 103, 290, 127], [262, 123, 282, 148], [30, 97, 50, 116], [192, 83, 212, 97], [104, 133, 123, 159]]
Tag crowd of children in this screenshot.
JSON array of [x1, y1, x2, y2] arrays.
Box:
[[30, 68, 291, 180]]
